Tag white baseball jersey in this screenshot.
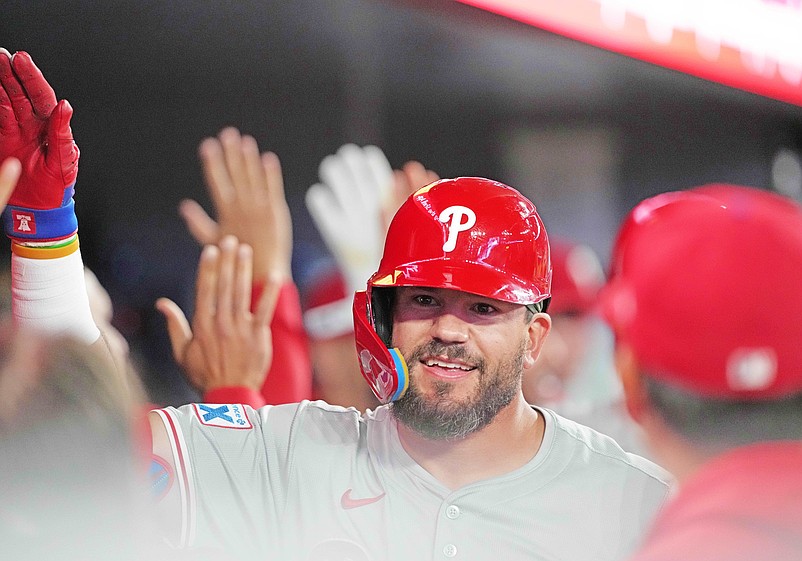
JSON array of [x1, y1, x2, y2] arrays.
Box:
[[154, 401, 671, 561]]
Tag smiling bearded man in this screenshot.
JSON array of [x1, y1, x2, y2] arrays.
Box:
[[390, 289, 531, 441]]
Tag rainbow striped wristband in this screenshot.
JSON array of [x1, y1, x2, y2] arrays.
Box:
[[11, 235, 80, 259]]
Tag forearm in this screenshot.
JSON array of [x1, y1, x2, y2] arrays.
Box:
[[261, 280, 313, 404], [11, 239, 99, 344]]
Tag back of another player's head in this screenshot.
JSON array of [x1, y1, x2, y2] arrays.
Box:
[[601, 185, 802, 445]]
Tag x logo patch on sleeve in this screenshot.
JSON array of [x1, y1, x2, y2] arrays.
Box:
[[192, 403, 253, 429]]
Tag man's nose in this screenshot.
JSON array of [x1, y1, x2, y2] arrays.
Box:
[[429, 312, 469, 344]]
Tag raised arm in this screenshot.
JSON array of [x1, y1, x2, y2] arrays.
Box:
[[0, 49, 280, 548], [0, 49, 100, 344], [174, 127, 312, 405], [156, 237, 279, 401]]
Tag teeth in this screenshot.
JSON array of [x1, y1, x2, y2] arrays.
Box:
[[424, 359, 472, 371]]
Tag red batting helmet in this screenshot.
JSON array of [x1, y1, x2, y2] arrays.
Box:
[[601, 184, 802, 399], [353, 177, 552, 403]]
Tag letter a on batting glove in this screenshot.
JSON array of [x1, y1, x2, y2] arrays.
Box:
[[0, 50, 79, 242]]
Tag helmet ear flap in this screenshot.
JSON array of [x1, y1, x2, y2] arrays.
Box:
[[353, 290, 409, 403], [371, 287, 395, 347]]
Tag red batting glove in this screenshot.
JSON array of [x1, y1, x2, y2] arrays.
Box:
[[0, 50, 79, 242]]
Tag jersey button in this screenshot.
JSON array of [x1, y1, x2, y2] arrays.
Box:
[[446, 505, 460, 519], [443, 544, 458, 557]]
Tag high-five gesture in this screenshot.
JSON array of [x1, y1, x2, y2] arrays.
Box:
[[306, 146, 439, 296], [174, 127, 313, 404], [0, 49, 79, 243], [157, 236, 281, 393], [180, 127, 292, 283], [305, 144, 394, 297], [0, 50, 97, 346]]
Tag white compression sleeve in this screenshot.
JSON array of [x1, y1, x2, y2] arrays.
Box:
[[11, 248, 100, 344]]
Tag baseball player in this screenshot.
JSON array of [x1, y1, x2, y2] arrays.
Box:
[[524, 238, 649, 457], [601, 185, 802, 560], [1, 49, 672, 560], [151, 178, 671, 561]]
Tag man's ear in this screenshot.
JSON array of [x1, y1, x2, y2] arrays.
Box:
[[615, 344, 649, 423], [523, 313, 551, 369]]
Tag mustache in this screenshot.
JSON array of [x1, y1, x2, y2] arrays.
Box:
[[406, 340, 485, 371]]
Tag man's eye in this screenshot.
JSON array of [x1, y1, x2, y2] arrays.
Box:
[[414, 295, 436, 306], [473, 303, 496, 314]]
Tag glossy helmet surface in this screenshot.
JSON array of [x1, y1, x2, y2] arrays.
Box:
[[353, 177, 552, 403]]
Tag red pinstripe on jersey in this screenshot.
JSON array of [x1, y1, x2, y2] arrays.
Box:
[[154, 408, 196, 547]]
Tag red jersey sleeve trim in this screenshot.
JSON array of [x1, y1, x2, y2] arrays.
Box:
[[202, 386, 266, 408], [152, 408, 196, 548]]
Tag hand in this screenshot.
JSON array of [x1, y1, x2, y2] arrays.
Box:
[[303, 148, 439, 340], [0, 49, 79, 241], [0, 157, 21, 211], [156, 236, 281, 393], [180, 127, 292, 283], [306, 147, 439, 293], [305, 144, 394, 293]]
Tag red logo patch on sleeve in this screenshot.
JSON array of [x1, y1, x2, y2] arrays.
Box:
[[13, 211, 36, 234]]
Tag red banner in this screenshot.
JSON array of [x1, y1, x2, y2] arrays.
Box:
[[455, 0, 802, 106]]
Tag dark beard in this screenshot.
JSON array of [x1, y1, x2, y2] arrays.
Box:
[[391, 339, 526, 440]]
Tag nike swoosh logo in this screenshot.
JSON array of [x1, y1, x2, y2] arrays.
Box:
[[340, 488, 386, 509]]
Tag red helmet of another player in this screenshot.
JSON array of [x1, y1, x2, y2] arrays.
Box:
[[602, 184, 802, 399], [353, 176, 552, 403]]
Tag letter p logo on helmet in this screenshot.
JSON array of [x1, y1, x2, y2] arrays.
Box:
[[439, 205, 476, 252]]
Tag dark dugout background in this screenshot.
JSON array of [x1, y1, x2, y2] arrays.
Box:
[[3, 0, 801, 405]]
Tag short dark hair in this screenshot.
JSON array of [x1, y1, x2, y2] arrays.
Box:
[[643, 374, 802, 450], [524, 298, 550, 322]]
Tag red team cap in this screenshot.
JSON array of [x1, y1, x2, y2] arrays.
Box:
[[354, 177, 552, 403], [601, 184, 802, 399], [548, 239, 605, 316]]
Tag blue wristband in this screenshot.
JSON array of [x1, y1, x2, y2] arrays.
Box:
[[2, 192, 78, 241]]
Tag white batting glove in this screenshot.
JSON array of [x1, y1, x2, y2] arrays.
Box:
[[304, 144, 394, 339]]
